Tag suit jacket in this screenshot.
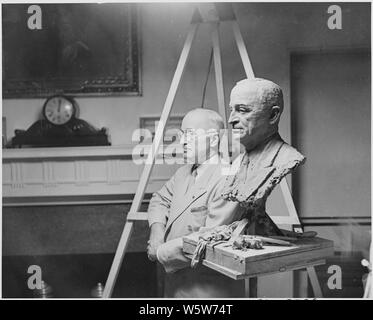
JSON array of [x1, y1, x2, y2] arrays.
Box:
[[147, 160, 245, 298], [222, 133, 306, 208], [221, 133, 306, 236]]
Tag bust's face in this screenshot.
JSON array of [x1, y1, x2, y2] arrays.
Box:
[[228, 85, 273, 150]]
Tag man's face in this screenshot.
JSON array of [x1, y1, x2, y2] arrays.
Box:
[[228, 85, 271, 149], [179, 113, 217, 164]]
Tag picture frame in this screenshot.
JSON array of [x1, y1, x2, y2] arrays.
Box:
[[139, 115, 184, 144], [2, 3, 141, 98], [2, 117, 7, 148]]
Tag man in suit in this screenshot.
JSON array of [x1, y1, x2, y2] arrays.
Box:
[[147, 108, 245, 298]]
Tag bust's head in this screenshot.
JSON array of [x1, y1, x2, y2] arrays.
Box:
[[228, 78, 283, 151]]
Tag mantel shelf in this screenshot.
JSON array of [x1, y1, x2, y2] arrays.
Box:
[[3, 145, 135, 161], [2, 144, 181, 206], [3, 144, 183, 161]]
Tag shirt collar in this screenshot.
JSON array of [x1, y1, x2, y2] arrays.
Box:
[[193, 154, 220, 177], [231, 133, 284, 170]]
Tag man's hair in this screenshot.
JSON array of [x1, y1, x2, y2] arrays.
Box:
[[187, 107, 225, 132]]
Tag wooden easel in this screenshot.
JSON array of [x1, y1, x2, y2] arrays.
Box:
[[103, 4, 322, 298]]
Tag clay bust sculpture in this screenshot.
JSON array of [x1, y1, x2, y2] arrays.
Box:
[[221, 78, 306, 236]]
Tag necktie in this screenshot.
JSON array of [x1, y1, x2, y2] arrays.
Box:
[[191, 164, 199, 177], [186, 164, 198, 194]]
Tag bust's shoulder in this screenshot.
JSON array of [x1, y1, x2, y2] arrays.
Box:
[[274, 137, 306, 168], [248, 134, 305, 169]]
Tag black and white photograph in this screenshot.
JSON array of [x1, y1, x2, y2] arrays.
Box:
[[1, 1, 372, 302]]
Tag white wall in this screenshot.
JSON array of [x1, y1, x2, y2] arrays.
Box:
[[292, 51, 371, 255], [3, 3, 370, 146]]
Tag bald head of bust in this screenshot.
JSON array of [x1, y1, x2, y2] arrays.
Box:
[[228, 78, 284, 151]]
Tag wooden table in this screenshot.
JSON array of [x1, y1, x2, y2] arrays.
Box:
[[183, 235, 334, 297]]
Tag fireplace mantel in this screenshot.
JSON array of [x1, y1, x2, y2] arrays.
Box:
[[3, 145, 134, 160], [2, 145, 180, 206]]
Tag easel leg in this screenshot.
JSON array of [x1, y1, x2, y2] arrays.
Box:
[[128, 22, 199, 221], [211, 22, 231, 163], [103, 21, 199, 298], [211, 22, 227, 124], [103, 221, 134, 298], [231, 21, 255, 79], [293, 269, 308, 298], [307, 266, 323, 298], [245, 277, 258, 298]]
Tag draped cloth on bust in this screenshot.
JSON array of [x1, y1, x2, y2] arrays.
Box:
[[221, 133, 306, 236]]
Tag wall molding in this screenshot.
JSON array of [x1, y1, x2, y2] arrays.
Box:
[[300, 216, 371, 227], [2, 145, 181, 207]]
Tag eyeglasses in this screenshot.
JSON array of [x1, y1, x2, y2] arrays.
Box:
[[177, 129, 197, 141], [177, 129, 219, 142]]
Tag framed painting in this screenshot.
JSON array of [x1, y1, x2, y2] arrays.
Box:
[[2, 3, 141, 98], [140, 116, 184, 144]]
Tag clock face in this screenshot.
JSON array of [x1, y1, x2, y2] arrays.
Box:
[[43, 96, 75, 125]]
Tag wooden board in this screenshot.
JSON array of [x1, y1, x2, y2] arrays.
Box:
[[183, 234, 334, 279], [184, 257, 327, 280]]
